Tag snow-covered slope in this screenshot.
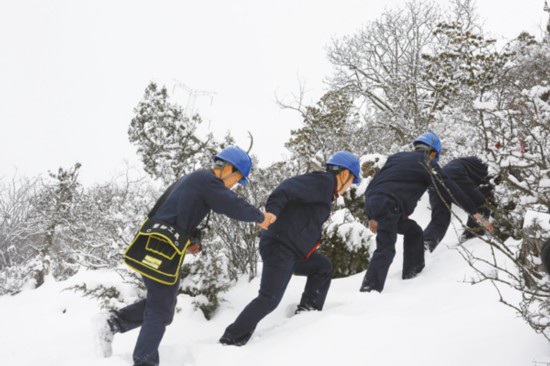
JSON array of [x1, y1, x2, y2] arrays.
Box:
[[1, 196, 548, 366]]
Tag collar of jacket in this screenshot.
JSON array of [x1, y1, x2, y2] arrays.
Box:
[[332, 174, 340, 201]]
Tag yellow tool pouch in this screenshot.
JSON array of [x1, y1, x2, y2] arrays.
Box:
[[124, 218, 190, 285]]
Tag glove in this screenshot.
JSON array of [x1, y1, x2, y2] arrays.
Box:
[[188, 228, 202, 255]]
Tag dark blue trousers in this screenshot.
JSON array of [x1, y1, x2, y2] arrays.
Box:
[[362, 194, 425, 292], [112, 276, 179, 366], [424, 185, 492, 251], [423, 187, 453, 248], [221, 237, 332, 345]]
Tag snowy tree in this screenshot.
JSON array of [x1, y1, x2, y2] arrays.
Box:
[[327, 0, 441, 151], [282, 89, 366, 171], [0, 176, 40, 271], [1, 163, 92, 292], [281, 90, 373, 277], [423, 32, 550, 340], [321, 0, 550, 340], [128, 94, 274, 315], [421, 20, 514, 161], [128, 82, 217, 186], [61, 169, 160, 308], [0, 162, 159, 296], [72, 172, 158, 270], [30, 163, 85, 284], [126, 83, 235, 315], [0, 176, 44, 294]]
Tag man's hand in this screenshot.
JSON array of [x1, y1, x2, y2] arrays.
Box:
[[258, 212, 277, 230], [187, 243, 201, 255], [368, 219, 378, 233], [473, 213, 494, 234]]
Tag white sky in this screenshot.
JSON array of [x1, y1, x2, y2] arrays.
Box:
[[0, 0, 547, 185]]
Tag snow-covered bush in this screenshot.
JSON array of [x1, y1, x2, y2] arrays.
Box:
[[0, 164, 158, 295], [321, 206, 372, 278], [0, 175, 41, 273], [180, 238, 232, 320], [319, 155, 384, 278]]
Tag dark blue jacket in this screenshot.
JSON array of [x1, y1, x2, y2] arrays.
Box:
[[441, 157, 489, 207], [154, 169, 264, 234], [365, 151, 477, 218], [443, 157, 488, 186], [262, 172, 337, 258]]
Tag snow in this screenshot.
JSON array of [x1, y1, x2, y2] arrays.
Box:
[[1, 196, 549, 366], [525, 85, 550, 99], [325, 208, 371, 251], [473, 99, 498, 111], [524, 210, 550, 231]]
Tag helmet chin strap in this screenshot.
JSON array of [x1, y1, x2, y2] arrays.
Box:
[[213, 163, 240, 183], [221, 171, 240, 182], [218, 166, 242, 184], [337, 172, 353, 193]]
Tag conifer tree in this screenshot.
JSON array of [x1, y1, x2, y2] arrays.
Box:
[[32, 163, 83, 285], [128, 82, 216, 185], [285, 89, 364, 170], [284, 90, 372, 277]]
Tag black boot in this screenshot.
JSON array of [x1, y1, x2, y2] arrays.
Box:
[[219, 330, 253, 347], [295, 304, 319, 315], [402, 264, 425, 280], [359, 275, 381, 293], [424, 240, 437, 252]]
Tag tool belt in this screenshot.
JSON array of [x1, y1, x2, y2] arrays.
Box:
[[124, 218, 190, 285]]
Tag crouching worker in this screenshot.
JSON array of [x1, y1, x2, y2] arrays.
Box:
[[423, 156, 494, 251], [360, 132, 494, 293], [95, 146, 276, 366], [219, 151, 361, 346]]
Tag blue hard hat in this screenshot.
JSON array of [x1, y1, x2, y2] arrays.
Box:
[[413, 131, 442, 162], [213, 146, 253, 185], [326, 151, 361, 184]]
